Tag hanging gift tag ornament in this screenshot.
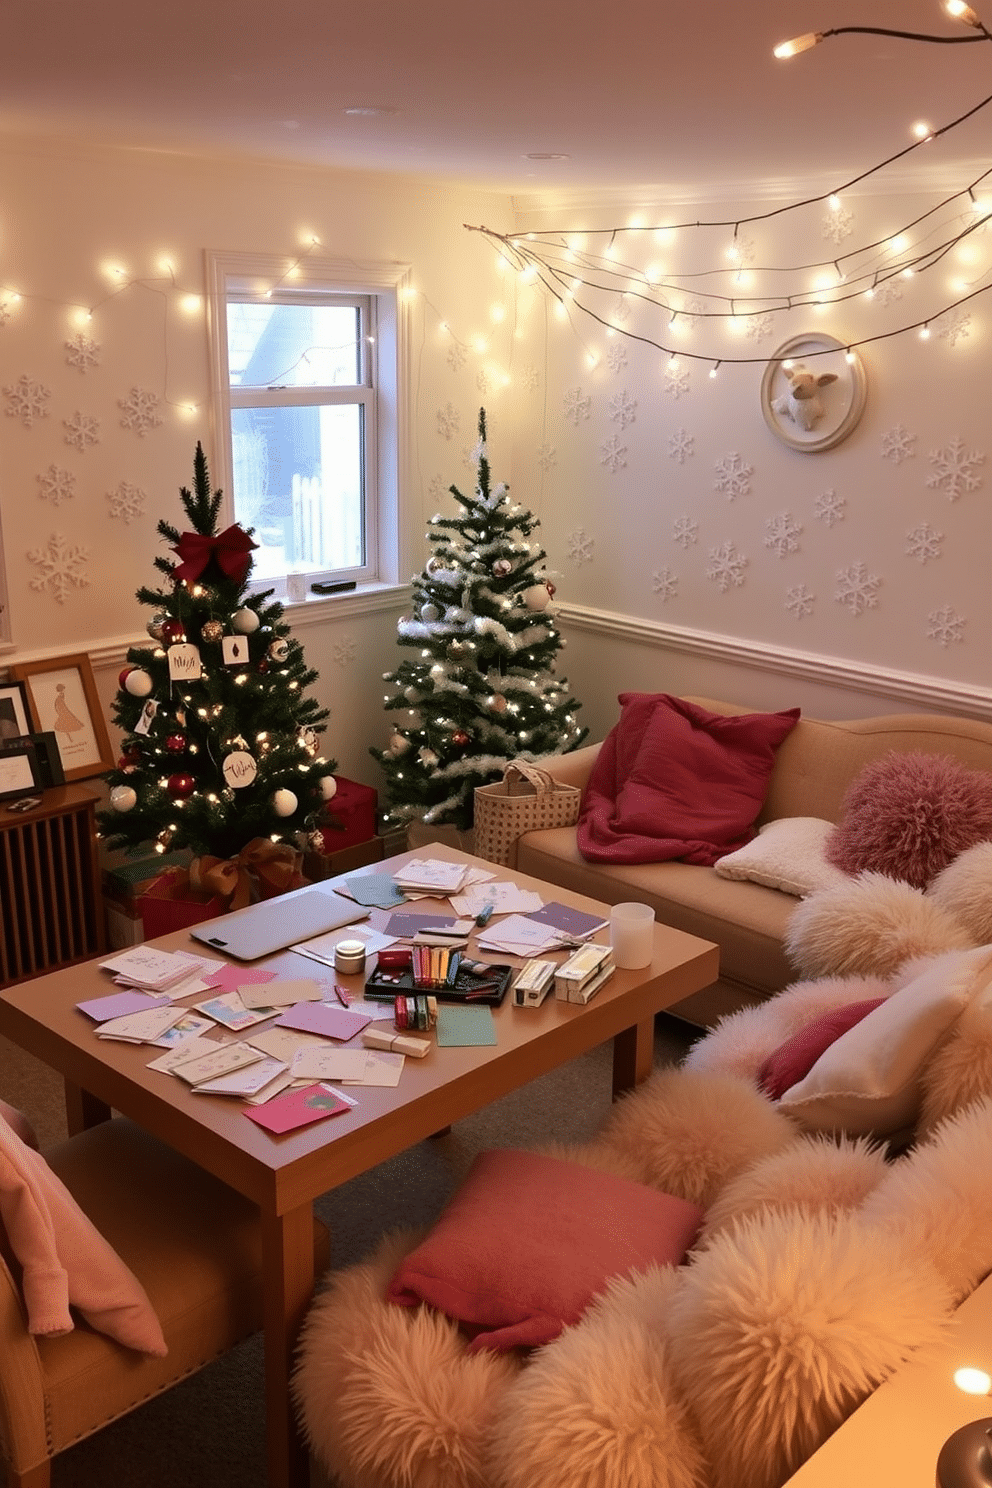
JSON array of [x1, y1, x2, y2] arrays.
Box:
[[133, 698, 158, 735], [167, 643, 202, 682], [109, 784, 137, 812], [223, 750, 257, 789], [124, 667, 154, 697], [222, 635, 250, 666], [231, 607, 261, 634], [273, 788, 298, 817]]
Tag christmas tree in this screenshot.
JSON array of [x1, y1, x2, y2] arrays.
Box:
[[371, 408, 586, 832], [97, 443, 338, 861]]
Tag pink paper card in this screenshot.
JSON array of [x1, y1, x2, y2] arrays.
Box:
[[204, 965, 279, 992], [77, 990, 170, 1021], [244, 1083, 352, 1134], [274, 1002, 371, 1041]]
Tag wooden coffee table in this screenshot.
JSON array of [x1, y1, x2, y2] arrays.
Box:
[[0, 843, 718, 1488]]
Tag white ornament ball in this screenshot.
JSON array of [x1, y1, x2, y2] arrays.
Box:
[[232, 607, 261, 634], [421, 603, 439, 623], [124, 668, 154, 697], [273, 788, 298, 817], [523, 584, 552, 612], [268, 638, 290, 663], [389, 733, 411, 756], [319, 774, 338, 800], [109, 784, 137, 812]]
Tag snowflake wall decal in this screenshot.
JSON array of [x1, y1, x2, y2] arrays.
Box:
[[664, 362, 690, 399], [606, 343, 628, 374], [36, 464, 76, 507], [935, 309, 971, 346], [4, 374, 50, 427], [705, 541, 748, 592], [476, 370, 491, 395], [64, 332, 101, 373], [814, 489, 846, 526], [672, 515, 699, 549], [881, 425, 916, 464], [333, 636, 357, 666], [427, 475, 446, 503], [905, 522, 943, 564], [743, 313, 775, 342], [563, 387, 591, 425], [714, 452, 753, 500], [107, 480, 147, 523], [536, 443, 557, 472], [927, 604, 966, 647], [927, 436, 985, 499], [27, 532, 90, 603], [785, 584, 816, 619], [668, 428, 694, 464], [446, 342, 468, 372], [521, 365, 539, 392], [436, 402, 460, 440], [822, 204, 854, 244], [613, 294, 631, 324], [63, 410, 101, 451], [872, 279, 903, 307], [599, 435, 627, 473], [608, 389, 637, 429], [834, 561, 881, 616], [651, 567, 678, 601], [119, 386, 163, 436], [764, 511, 803, 558], [566, 529, 595, 565]]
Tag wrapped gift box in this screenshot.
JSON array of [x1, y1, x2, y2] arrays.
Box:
[[138, 866, 227, 940], [103, 851, 193, 948], [319, 776, 378, 852]]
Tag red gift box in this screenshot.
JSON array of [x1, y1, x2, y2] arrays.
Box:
[[320, 776, 378, 853], [139, 868, 226, 939]]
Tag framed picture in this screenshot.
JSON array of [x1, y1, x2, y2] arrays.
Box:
[[0, 744, 42, 802], [0, 731, 66, 790], [7, 653, 115, 782], [0, 681, 31, 743], [760, 333, 868, 453]]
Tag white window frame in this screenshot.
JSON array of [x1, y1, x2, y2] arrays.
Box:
[[205, 249, 410, 604]]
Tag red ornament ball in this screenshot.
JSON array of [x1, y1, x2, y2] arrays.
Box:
[[117, 748, 141, 772], [164, 733, 187, 754], [451, 730, 470, 746], [167, 773, 196, 799], [161, 618, 186, 644], [257, 658, 269, 673], [118, 666, 134, 688]]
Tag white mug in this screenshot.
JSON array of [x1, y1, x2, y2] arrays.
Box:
[[609, 902, 655, 969]]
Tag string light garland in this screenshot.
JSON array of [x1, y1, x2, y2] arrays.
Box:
[[465, 1, 992, 369]]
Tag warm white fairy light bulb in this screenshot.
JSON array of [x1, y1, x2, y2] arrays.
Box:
[[954, 1367, 991, 1394], [773, 31, 822, 58]]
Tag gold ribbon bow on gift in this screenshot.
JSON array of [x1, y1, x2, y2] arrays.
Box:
[[189, 838, 304, 911]]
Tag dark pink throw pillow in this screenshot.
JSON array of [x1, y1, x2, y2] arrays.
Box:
[[826, 750, 992, 890], [577, 693, 800, 866], [387, 1147, 704, 1352], [758, 998, 888, 1100]]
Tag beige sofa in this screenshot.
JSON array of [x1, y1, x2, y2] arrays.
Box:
[[511, 696, 992, 1025]]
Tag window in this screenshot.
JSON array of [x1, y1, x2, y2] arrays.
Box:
[[206, 251, 407, 601]]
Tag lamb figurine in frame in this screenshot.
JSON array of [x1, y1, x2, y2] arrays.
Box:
[[772, 362, 839, 432]]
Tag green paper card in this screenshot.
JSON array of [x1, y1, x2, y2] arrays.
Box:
[[436, 1005, 497, 1047]]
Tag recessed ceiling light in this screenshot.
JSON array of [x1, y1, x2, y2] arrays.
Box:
[[524, 152, 570, 161], [343, 106, 398, 117]]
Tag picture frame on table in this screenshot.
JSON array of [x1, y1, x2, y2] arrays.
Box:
[[0, 681, 31, 743], [7, 653, 115, 782], [0, 731, 66, 790], [0, 743, 42, 803]]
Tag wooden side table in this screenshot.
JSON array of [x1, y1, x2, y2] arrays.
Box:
[[0, 783, 105, 987], [785, 1271, 992, 1485]]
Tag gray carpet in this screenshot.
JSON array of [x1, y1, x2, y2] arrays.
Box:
[[0, 1015, 699, 1486]]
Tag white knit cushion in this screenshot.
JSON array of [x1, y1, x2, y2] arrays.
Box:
[[778, 944, 992, 1136], [714, 817, 849, 896]]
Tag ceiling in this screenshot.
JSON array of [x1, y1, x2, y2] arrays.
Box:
[[2, 1, 991, 199]]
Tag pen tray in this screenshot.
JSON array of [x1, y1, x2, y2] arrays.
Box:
[[363, 964, 513, 1008]]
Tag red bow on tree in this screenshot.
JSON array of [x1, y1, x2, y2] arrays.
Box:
[[171, 525, 258, 586]]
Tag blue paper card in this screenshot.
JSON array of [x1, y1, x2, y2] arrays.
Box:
[[436, 1005, 497, 1047]]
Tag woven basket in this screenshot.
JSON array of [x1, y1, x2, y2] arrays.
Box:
[[473, 762, 581, 868]]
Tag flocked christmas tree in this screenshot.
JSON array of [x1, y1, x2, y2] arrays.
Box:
[[371, 408, 586, 832], [97, 443, 338, 860]]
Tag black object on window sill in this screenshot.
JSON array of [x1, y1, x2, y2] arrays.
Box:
[[310, 580, 357, 595]]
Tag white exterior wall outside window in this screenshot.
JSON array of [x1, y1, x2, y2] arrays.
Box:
[[206, 250, 408, 602]]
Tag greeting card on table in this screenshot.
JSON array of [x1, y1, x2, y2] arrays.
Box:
[[194, 991, 275, 1030], [273, 1002, 371, 1041], [244, 1083, 352, 1135], [77, 989, 171, 1022]]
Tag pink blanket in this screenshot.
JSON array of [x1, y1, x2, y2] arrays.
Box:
[[0, 1113, 167, 1355], [576, 693, 800, 866]]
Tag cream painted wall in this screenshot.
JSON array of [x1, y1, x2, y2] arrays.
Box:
[[0, 136, 515, 788], [504, 188, 992, 734]]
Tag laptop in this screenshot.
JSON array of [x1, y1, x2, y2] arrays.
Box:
[[190, 884, 370, 962]]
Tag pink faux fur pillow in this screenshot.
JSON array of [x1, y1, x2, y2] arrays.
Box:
[[826, 750, 992, 890]]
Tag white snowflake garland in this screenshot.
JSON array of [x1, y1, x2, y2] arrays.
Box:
[[333, 636, 357, 666], [672, 515, 699, 549], [606, 343, 628, 374], [608, 389, 637, 429], [536, 443, 557, 472], [436, 403, 459, 440], [664, 362, 690, 400], [27, 532, 90, 603]]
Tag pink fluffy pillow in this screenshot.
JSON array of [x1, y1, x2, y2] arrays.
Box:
[[388, 1148, 704, 1352], [826, 751, 992, 890], [757, 999, 887, 1100]]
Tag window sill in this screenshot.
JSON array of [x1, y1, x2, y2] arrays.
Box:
[[274, 579, 411, 628]]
